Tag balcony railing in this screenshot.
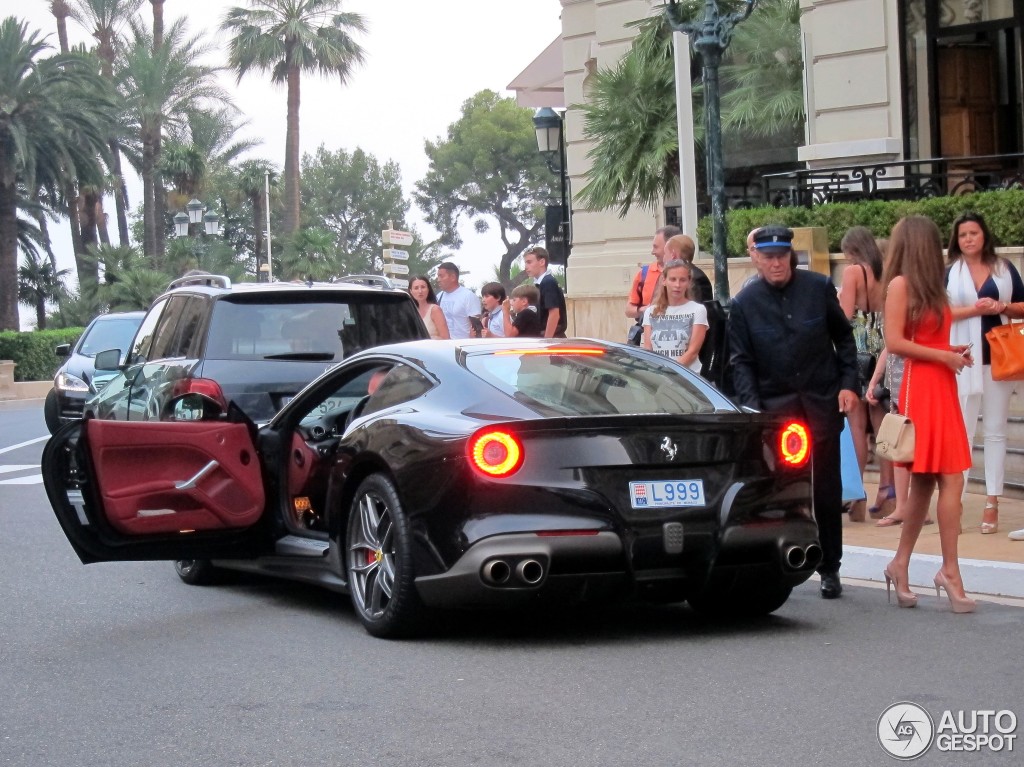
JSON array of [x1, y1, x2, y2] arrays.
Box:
[[761, 152, 1024, 208]]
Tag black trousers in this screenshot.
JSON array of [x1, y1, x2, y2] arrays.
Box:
[[812, 428, 843, 575]]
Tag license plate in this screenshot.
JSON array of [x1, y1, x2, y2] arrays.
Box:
[[629, 480, 705, 509]]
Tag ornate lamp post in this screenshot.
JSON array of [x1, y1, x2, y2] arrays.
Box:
[[532, 107, 571, 266], [173, 199, 220, 270], [666, 0, 754, 303]]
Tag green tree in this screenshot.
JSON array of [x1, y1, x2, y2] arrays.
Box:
[[415, 90, 555, 284], [231, 158, 277, 272], [222, 0, 367, 237], [117, 17, 227, 266], [70, 0, 144, 247], [578, 0, 803, 215], [301, 145, 430, 276], [0, 17, 115, 330], [18, 251, 71, 330]]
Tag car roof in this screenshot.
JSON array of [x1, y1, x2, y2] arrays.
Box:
[[155, 280, 409, 302], [348, 337, 614, 364]]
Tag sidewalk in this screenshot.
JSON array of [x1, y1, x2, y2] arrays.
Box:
[[842, 482, 1024, 599]]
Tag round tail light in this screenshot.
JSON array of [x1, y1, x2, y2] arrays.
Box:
[[468, 429, 524, 478], [779, 421, 811, 468]]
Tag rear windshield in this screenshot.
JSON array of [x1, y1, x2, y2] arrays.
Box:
[[204, 295, 423, 362], [464, 347, 733, 417], [78, 317, 142, 357]]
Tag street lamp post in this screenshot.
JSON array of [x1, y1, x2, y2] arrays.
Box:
[[173, 199, 220, 268], [665, 0, 755, 303], [532, 107, 571, 267]]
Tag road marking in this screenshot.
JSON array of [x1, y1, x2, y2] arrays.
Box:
[[0, 475, 44, 486], [0, 436, 48, 455], [0, 463, 44, 486]]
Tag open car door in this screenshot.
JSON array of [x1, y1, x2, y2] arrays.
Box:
[[43, 418, 276, 564]]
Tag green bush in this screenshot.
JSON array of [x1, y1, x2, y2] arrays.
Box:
[[0, 328, 84, 382], [699, 188, 1024, 256]]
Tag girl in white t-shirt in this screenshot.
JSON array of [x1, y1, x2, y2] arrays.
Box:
[[642, 259, 708, 372]]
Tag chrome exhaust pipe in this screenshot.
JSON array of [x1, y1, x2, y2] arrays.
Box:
[[481, 559, 511, 585], [783, 545, 806, 570], [515, 558, 545, 585], [803, 544, 823, 570]]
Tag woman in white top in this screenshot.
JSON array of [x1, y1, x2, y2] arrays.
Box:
[[642, 259, 708, 373], [408, 275, 450, 340]]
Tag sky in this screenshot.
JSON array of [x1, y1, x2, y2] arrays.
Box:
[[14, 0, 563, 323]]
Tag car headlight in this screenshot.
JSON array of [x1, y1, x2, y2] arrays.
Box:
[[55, 372, 89, 394]]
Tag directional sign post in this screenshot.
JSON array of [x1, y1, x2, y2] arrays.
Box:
[[382, 229, 413, 247], [382, 225, 413, 289]]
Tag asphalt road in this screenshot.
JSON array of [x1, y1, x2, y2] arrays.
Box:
[[1, 401, 1021, 767]]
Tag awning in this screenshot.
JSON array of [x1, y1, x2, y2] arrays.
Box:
[[506, 36, 564, 109]]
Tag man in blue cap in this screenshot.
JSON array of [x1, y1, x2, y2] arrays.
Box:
[[728, 225, 859, 599]]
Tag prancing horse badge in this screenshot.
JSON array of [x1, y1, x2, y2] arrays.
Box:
[[660, 437, 678, 461]]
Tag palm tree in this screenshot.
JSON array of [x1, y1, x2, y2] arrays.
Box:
[[234, 158, 277, 268], [577, 0, 803, 215], [70, 0, 144, 247], [149, 0, 165, 47], [0, 17, 115, 331], [222, 0, 367, 236], [18, 252, 70, 330], [117, 17, 227, 266], [49, 2, 88, 271], [50, 1, 73, 52]]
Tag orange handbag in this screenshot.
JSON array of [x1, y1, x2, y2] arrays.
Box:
[[986, 321, 1024, 381]]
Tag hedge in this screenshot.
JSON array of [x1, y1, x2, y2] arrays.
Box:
[[696, 188, 1024, 257], [0, 328, 84, 382]]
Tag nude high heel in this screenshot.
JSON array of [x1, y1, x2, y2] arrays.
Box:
[[883, 565, 917, 608], [933, 571, 977, 614], [981, 502, 999, 534]]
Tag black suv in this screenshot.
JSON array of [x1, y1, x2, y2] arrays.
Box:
[[87, 274, 427, 423]]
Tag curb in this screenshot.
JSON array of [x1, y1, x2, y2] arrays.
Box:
[[843, 544, 1024, 599]]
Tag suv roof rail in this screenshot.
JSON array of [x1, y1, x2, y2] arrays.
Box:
[[168, 272, 232, 290], [336, 274, 397, 289]]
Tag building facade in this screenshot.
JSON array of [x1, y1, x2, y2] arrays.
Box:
[[524, 1, 1024, 339]]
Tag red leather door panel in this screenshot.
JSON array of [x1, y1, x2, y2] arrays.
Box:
[[85, 420, 264, 535]]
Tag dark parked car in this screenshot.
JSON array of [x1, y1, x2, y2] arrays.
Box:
[[86, 273, 426, 424], [43, 338, 818, 638], [44, 311, 145, 434]]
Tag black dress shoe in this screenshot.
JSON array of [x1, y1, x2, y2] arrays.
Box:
[[820, 573, 843, 599]]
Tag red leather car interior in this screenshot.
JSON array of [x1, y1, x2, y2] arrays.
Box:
[[85, 419, 265, 535]]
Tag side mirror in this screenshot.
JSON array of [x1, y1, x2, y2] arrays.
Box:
[[170, 393, 223, 421], [93, 348, 122, 371], [55, 343, 71, 357]]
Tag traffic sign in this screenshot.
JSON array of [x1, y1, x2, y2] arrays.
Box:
[[389, 277, 409, 288], [383, 262, 409, 275], [382, 229, 413, 246], [383, 248, 409, 260]]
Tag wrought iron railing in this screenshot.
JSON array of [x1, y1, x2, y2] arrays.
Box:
[[761, 152, 1024, 208]]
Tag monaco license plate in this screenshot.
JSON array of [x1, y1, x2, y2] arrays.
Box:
[[629, 480, 705, 509]]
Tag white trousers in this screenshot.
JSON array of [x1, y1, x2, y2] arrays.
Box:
[[959, 365, 1016, 496]]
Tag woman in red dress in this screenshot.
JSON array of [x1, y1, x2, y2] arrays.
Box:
[[881, 216, 977, 613]]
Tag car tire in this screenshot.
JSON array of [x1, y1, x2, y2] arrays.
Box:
[[345, 473, 425, 638], [173, 559, 220, 585], [687, 578, 792, 619], [44, 389, 61, 435]]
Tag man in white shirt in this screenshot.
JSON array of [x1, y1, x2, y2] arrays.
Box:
[[436, 262, 480, 340]]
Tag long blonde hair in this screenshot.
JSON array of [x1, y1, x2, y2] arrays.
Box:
[[651, 259, 693, 316], [882, 216, 948, 329]]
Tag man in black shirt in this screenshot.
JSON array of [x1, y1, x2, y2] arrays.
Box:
[[524, 246, 567, 337], [728, 226, 859, 599]]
